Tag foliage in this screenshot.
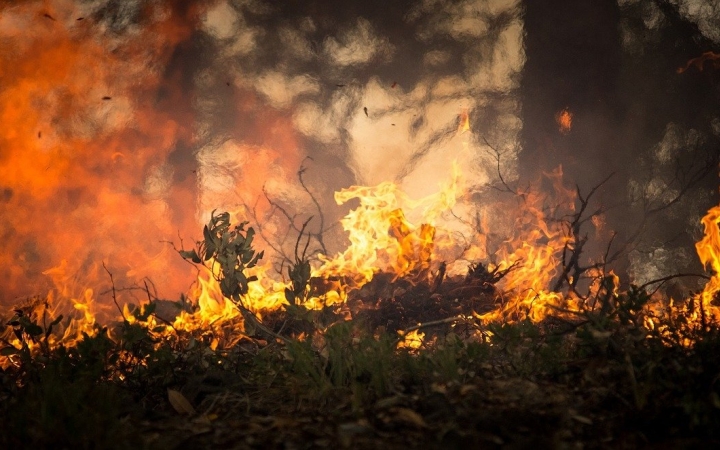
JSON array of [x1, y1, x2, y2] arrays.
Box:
[[2, 214, 720, 447], [180, 210, 264, 303]]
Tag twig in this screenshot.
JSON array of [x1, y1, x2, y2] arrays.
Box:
[[637, 272, 712, 296], [392, 315, 465, 347], [552, 174, 614, 294], [624, 352, 643, 410], [294, 216, 314, 262], [431, 262, 446, 293], [482, 137, 516, 194], [235, 303, 291, 344], [102, 262, 127, 322], [298, 157, 328, 255]]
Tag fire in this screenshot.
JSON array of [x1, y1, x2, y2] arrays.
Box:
[[3, 157, 720, 364], [458, 109, 471, 134], [555, 107, 573, 134], [677, 51, 720, 73], [1, 0, 718, 365], [316, 183, 437, 288], [478, 166, 582, 323], [173, 269, 241, 334], [315, 156, 463, 292], [694, 205, 720, 323], [397, 329, 425, 350], [0, 1, 204, 311]]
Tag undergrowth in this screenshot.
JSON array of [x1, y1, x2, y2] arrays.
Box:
[[1, 287, 719, 448], [1, 212, 719, 448]]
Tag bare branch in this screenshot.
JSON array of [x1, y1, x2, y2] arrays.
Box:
[[482, 137, 517, 195], [102, 262, 126, 322]]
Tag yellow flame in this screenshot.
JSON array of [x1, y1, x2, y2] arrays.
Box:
[[397, 329, 425, 350], [3, 109, 719, 363], [694, 205, 720, 323]]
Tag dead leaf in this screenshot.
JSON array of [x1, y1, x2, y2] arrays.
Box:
[[431, 382, 447, 394], [375, 396, 403, 409], [167, 389, 196, 415], [338, 421, 371, 448], [711, 391, 720, 409], [569, 409, 593, 425], [391, 407, 427, 428]]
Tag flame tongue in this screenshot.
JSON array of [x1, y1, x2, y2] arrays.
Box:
[[695, 205, 720, 322], [317, 183, 433, 288]]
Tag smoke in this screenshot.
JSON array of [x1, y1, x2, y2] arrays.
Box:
[[0, 0, 526, 307], [1, 0, 717, 309], [191, 0, 526, 264]]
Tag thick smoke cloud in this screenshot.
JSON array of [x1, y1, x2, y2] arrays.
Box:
[[194, 0, 525, 261]]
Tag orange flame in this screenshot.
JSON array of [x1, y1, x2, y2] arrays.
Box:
[[479, 166, 582, 323], [677, 51, 720, 74], [0, 2, 205, 314], [555, 107, 573, 134], [694, 205, 720, 323]]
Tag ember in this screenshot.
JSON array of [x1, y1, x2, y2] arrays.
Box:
[[555, 107, 573, 134]]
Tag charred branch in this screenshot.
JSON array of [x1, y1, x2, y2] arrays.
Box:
[[483, 136, 519, 195], [553, 174, 614, 295]]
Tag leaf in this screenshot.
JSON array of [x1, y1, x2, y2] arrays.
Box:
[[391, 407, 427, 428], [203, 241, 216, 261], [241, 250, 255, 264], [19, 317, 43, 337], [234, 271, 248, 289], [168, 389, 196, 415], [46, 314, 64, 337], [179, 249, 202, 264], [49, 315, 64, 327], [142, 301, 157, 319], [285, 288, 296, 305], [243, 312, 257, 336], [203, 225, 213, 245], [0, 347, 20, 356], [216, 211, 230, 225]]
